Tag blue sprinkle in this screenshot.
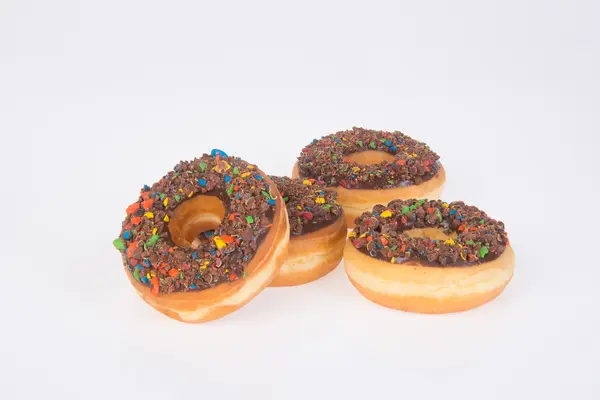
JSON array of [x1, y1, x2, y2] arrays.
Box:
[[143, 185, 150, 191], [196, 274, 201, 279], [123, 231, 131, 240], [385, 140, 392, 146], [390, 145, 397, 152], [224, 175, 231, 183], [135, 264, 144, 269], [267, 199, 275, 205], [192, 251, 199, 260], [244, 255, 249, 259], [198, 178, 207, 187], [312, 139, 318, 143], [450, 209, 457, 215], [141, 276, 148, 284], [144, 259, 151, 267], [210, 250, 217, 255], [373, 212, 380, 216], [236, 194, 241, 199], [211, 149, 228, 157], [458, 216, 463, 221], [152, 192, 159, 197], [254, 175, 263, 180], [190, 284, 196, 289], [420, 251, 425, 255], [204, 230, 214, 238], [375, 243, 381, 248]]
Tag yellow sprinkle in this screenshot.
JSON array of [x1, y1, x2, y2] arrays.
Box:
[[297, 205, 303, 210], [303, 180, 312, 186], [188, 192, 193, 197], [241, 172, 251, 178], [442, 203, 448, 208], [163, 215, 170, 222], [152, 228, 157, 235], [391, 257, 395, 264], [213, 236, 227, 249], [144, 212, 154, 219], [204, 261, 209, 265], [380, 210, 393, 218], [412, 153, 418, 157], [163, 198, 169, 207], [315, 197, 325, 204], [348, 231, 357, 238], [359, 233, 367, 238], [247, 165, 255, 169], [460, 252, 466, 261], [150, 272, 155, 278], [213, 161, 231, 173], [179, 188, 183, 192], [201, 265, 207, 269], [342, 137, 347, 141], [352, 166, 361, 173], [146, 273, 151, 279], [444, 239, 455, 246]]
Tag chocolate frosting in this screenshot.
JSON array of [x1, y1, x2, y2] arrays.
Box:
[[349, 199, 509, 267], [270, 176, 342, 236], [113, 152, 279, 294], [297, 127, 441, 189]]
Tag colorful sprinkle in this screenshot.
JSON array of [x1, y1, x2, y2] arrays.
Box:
[[211, 149, 228, 157], [113, 238, 126, 251]]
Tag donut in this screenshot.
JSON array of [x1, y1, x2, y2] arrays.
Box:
[[113, 150, 289, 323], [344, 199, 514, 313], [268, 177, 347, 286], [292, 127, 446, 227]]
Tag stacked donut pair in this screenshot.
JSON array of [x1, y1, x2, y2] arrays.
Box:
[[114, 128, 514, 322]]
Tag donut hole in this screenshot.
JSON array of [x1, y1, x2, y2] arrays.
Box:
[[168, 195, 226, 247], [404, 227, 457, 241], [344, 151, 396, 165]]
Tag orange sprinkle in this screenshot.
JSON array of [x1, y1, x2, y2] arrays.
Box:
[[142, 199, 154, 210], [141, 191, 151, 200], [126, 202, 140, 215], [458, 225, 466, 231], [381, 237, 389, 246], [229, 273, 237, 280], [150, 277, 159, 296], [367, 235, 372, 241], [127, 241, 138, 258], [427, 207, 435, 214], [168, 269, 179, 279], [228, 213, 239, 221], [401, 245, 406, 252], [131, 216, 141, 225], [398, 160, 406, 165], [221, 235, 234, 243]]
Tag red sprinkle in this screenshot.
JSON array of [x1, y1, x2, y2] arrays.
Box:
[[142, 199, 154, 210], [302, 212, 313, 220], [126, 202, 140, 215]]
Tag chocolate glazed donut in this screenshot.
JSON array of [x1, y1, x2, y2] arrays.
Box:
[[113, 151, 289, 323], [268, 176, 347, 286], [344, 199, 514, 313], [292, 127, 446, 228]]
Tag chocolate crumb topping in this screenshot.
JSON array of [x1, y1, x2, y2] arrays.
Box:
[[113, 151, 279, 294], [297, 127, 441, 189], [349, 199, 509, 267], [270, 176, 342, 236]]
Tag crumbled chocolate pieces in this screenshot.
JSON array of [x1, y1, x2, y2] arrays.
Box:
[[297, 127, 441, 189], [349, 199, 509, 267], [114, 153, 278, 294], [270, 176, 342, 236]]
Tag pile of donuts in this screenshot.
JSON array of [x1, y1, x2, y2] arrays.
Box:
[[114, 128, 514, 322]]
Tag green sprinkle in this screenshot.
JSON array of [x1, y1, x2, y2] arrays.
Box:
[[261, 190, 271, 200], [246, 216, 254, 224], [113, 238, 126, 251], [480, 219, 485, 225], [283, 197, 289, 202], [146, 234, 160, 248], [174, 195, 181, 202], [159, 193, 166, 200], [233, 167, 239, 175], [391, 245, 398, 251], [323, 204, 332, 210], [388, 179, 394, 184], [227, 183, 234, 196], [416, 199, 426, 206], [479, 246, 489, 258], [466, 240, 475, 245], [380, 138, 386, 143], [358, 140, 363, 147], [369, 141, 376, 149], [409, 204, 417, 211], [199, 161, 207, 172], [243, 271, 247, 278], [436, 209, 443, 222], [180, 271, 184, 279], [402, 206, 410, 214], [133, 268, 140, 281]]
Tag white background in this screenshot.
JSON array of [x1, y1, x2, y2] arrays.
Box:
[[1, 1, 599, 399]]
